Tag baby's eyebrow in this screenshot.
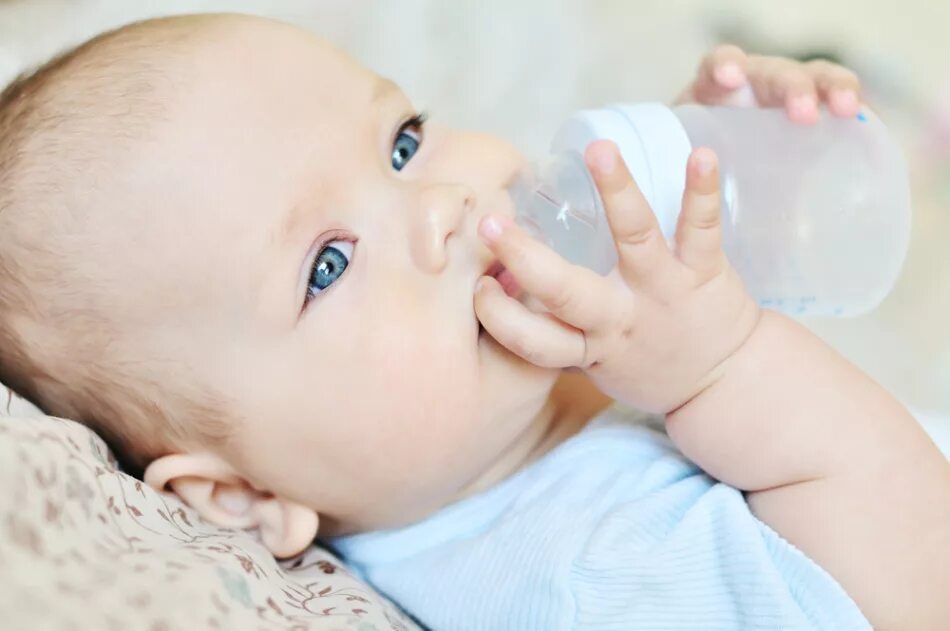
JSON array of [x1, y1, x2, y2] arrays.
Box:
[[371, 78, 400, 104], [278, 201, 314, 249], [276, 79, 397, 247], [274, 80, 398, 265]]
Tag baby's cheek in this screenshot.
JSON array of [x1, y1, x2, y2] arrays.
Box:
[[375, 332, 478, 420], [365, 331, 481, 443]]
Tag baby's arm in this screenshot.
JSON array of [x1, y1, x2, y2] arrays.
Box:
[[669, 48, 950, 626], [474, 49, 949, 627], [667, 309, 950, 630], [476, 139, 949, 628]]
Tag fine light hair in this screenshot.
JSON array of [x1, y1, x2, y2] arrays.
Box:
[[0, 16, 235, 477]]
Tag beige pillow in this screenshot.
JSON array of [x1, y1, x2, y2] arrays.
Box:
[[0, 385, 418, 631]]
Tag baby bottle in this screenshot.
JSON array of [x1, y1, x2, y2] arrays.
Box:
[[508, 103, 912, 317]]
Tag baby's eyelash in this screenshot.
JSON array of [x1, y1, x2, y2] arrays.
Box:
[[400, 110, 429, 134]]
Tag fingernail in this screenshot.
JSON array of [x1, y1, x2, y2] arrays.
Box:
[[830, 89, 857, 113], [479, 214, 509, 242], [591, 144, 616, 176], [791, 94, 817, 117], [475, 276, 486, 291], [715, 63, 745, 87], [693, 148, 716, 176]]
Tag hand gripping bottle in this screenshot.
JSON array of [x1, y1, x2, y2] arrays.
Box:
[[508, 104, 911, 316]]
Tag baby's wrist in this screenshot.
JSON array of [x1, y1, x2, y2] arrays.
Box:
[[668, 303, 766, 418]]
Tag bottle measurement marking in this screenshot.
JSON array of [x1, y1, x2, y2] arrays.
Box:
[[536, 189, 573, 230]]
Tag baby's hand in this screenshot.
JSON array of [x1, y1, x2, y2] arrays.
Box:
[[677, 44, 863, 124], [476, 143, 760, 413]]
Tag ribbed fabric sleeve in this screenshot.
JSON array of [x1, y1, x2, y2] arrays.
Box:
[[330, 407, 869, 630]]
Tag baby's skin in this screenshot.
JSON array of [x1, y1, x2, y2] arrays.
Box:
[[8, 14, 942, 629], [474, 55, 950, 629]]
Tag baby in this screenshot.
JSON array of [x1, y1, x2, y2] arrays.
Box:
[[0, 13, 947, 630]]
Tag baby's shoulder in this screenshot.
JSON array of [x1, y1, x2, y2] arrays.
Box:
[[542, 405, 686, 474], [515, 407, 708, 510]]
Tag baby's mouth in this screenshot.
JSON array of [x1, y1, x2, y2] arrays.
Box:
[[484, 260, 521, 299], [477, 258, 525, 341]]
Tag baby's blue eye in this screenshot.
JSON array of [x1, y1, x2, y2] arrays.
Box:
[[306, 240, 353, 302], [391, 114, 426, 171], [392, 130, 420, 171]]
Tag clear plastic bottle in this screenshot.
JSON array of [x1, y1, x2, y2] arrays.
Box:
[[509, 103, 912, 317]]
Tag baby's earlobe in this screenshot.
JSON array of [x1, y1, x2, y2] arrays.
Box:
[[253, 496, 320, 559], [143, 452, 319, 557]]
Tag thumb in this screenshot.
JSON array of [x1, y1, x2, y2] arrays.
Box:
[[474, 275, 585, 368]]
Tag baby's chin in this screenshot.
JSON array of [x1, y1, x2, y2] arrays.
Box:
[[477, 316, 560, 399]]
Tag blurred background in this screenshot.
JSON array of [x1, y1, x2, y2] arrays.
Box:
[[1, 0, 948, 417]]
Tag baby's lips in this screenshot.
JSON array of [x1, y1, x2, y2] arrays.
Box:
[[495, 266, 522, 299], [484, 259, 505, 279], [484, 260, 521, 299]]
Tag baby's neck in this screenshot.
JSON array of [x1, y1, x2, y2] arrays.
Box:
[[451, 371, 614, 501]]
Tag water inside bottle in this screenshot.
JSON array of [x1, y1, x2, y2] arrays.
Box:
[[509, 151, 617, 275]]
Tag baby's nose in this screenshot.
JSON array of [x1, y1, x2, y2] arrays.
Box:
[[412, 183, 476, 273]]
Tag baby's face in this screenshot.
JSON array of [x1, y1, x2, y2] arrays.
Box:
[[112, 18, 558, 530]]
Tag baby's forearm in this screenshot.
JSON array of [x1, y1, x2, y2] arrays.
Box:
[[666, 310, 940, 487], [666, 309, 950, 629]]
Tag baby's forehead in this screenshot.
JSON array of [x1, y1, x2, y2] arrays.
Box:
[[156, 20, 381, 172], [0, 14, 387, 357], [187, 18, 376, 101], [44, 15, 394, 327], [109, 22, 385, 313]]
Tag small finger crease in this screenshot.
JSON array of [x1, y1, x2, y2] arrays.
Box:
[[690, 215, 720, 230], [549, 287, 574, 312], [622, 228, 656, 248]]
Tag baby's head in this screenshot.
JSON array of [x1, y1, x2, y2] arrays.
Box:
[[0, 14, 558, 554]]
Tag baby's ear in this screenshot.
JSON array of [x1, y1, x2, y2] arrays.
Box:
[[143, 452, 319, 559]]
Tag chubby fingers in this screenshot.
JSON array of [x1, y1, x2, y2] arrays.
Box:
[[743, 55, 821, 124], [683, 44, 751, 105], [745, 55, 863, 123], [474, 275, 586, 368], [804, 58, 862, 117], [585, 140, 676, 289], [477, 213, 620, 331], [674, 148, 727, 277]]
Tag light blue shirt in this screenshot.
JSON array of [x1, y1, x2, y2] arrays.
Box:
[[330, 406, 869, 630]]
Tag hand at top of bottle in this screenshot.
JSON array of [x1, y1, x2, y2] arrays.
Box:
[[676, 44, 864, 125], [475, 141, 759, 414]]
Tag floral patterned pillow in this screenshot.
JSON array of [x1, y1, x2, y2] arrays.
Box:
[[0, 386, 419, 631]]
